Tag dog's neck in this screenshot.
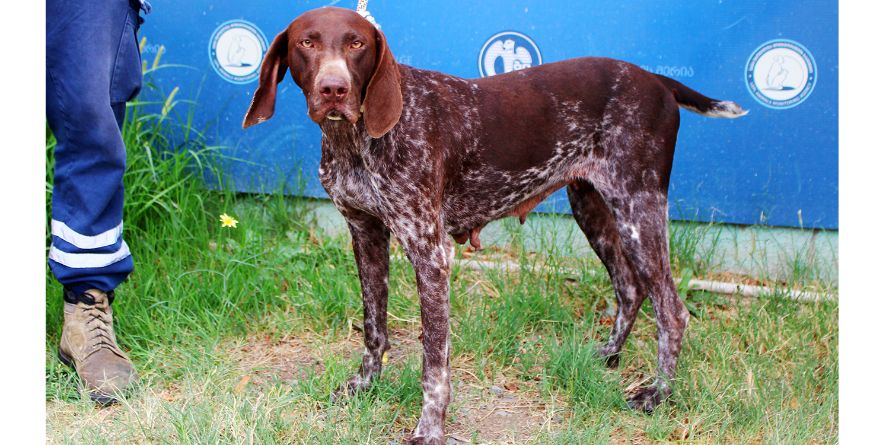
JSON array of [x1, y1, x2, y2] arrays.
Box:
[[319, 119, 373, 156]]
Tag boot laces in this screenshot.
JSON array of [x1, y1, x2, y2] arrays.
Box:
[[81, 300, 126, 361]]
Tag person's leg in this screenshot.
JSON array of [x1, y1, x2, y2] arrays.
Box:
[[47, 0, 144, 404], [47, 0, 143, 292]]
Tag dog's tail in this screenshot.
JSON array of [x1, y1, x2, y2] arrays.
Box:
[[655, 74, 749, 118]]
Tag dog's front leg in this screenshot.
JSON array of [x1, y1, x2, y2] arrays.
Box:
[[397, 223, 453, 445], [333, 213, 391, 400]]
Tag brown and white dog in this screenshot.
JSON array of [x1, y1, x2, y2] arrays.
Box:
[[243, 7, 746, 444]]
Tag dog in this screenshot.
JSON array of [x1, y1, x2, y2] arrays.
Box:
[[243, 7, 747, 444]]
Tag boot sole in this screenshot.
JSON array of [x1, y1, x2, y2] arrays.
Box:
[[57, 348, 118, 406], [57, 348, 74, 368]]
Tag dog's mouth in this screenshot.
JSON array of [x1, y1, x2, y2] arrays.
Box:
[[309, 102, 360, 125]]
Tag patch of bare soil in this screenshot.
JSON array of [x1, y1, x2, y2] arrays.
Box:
[[447, 376, 564, 444], [224, 324, 427, 388], [224, 334, 324, 386]]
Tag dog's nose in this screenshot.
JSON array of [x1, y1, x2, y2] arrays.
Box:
[[318, 77, 350, 101]]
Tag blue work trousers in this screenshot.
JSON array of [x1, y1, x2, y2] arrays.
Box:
[[46, 0, 145, 294]]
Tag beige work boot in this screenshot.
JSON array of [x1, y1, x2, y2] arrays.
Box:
[[58, 288, 138, 405]]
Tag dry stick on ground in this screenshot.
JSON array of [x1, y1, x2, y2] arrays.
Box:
[[452, 258, 834, 302]]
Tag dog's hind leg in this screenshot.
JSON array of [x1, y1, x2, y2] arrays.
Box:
[[332, 212, 392, 400], [603, 189, 690, 413], [567, 179, 646, 368]]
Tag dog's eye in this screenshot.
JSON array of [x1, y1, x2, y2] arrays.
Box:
[[350, 41, 364, 50], [300, 39, 313, 48]]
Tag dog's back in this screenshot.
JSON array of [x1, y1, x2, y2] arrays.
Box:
[[391, 57, 739, 241]]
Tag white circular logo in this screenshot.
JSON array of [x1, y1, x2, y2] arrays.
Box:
[[208, 20, 268, 84], [478, 31, 542, 78], [745, 39, 817, 109]]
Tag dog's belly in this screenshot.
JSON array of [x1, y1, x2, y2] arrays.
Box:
[[440, 107, 603, 248], [442, 165, 577, 249]]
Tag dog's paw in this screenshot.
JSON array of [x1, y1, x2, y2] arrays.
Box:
[[595, 345, 621, 368], [329, 375, 371, 404], [407, 436, 445, 445], [328, 385, 348, 404], [626, 384, 671, 413]]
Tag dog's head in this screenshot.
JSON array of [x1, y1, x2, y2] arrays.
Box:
[[242, 7, 402, 138]]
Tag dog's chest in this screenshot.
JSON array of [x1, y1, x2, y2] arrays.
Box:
[[319, 155, 379, 213], [317, 135, 396, 218]]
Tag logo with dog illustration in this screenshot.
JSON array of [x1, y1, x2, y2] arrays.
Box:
[[746, 39, 817, 109], [478, 31, 542, 78], [209, 20, 269, 84]]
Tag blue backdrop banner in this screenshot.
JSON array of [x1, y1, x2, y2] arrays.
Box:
[[140, 0, 838, 229]]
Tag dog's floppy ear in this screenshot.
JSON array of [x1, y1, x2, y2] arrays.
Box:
[[362, 28, 402, 138], [243, 30, 290, 129]]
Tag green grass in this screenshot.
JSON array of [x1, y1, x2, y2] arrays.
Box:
[[46, 70, 837, 444]]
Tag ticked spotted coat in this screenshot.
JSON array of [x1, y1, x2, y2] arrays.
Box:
[[243, 7, 747, 445]]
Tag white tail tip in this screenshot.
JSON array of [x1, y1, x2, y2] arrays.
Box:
[[704, 101, 749, 118]]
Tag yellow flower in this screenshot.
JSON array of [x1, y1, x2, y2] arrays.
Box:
[[219, 213, 239, 228]]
